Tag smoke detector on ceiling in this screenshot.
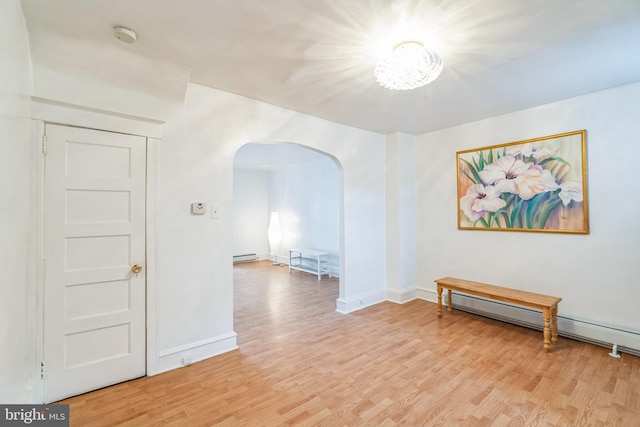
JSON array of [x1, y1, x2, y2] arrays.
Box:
[[113, 26, 137, 43]]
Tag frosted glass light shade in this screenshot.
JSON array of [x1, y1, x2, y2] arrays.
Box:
[[375, 40, 443, 90]]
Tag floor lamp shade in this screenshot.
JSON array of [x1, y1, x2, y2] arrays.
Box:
[[267, 212, 282, 264]]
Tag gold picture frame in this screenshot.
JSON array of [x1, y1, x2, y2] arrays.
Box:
[[457, 130, 588, 233]]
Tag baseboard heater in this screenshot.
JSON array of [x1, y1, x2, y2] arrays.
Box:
[[232, 253, 258, 264], [450, 292, 640, 357]]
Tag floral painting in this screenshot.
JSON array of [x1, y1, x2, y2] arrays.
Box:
[[457, 130, 588, 233]]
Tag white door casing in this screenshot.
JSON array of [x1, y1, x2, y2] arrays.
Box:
[[43, 124, 146, 403]]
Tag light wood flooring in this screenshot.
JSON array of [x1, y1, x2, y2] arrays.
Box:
[[60, 260, 640, 426]]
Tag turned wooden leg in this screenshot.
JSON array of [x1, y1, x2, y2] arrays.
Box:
[[551, 304, 559, 344], [437, 284, 443, 318], [543, 307, 552, 352], [447, 289, 452, 313]]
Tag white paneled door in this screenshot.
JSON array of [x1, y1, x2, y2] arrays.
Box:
[[43, 124, 146, 403]]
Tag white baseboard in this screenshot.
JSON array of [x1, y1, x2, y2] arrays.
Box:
[[417, 287, 640, 356], [417, 287, 438, 304], [151, 332, 238, 375], [387, 286, 417, 304], [258, 253, 274, 262], [233, 253, 259, 263], [336, 289, 386, 314]]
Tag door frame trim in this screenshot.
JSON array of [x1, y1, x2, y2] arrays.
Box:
[[145, 136, 159, 376], [33, 109, 160, 402]]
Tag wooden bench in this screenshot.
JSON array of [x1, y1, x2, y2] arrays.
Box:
[[434, 277, 562, 352]]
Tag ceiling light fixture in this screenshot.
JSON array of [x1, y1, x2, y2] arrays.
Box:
[[375, 40, 443, 90]]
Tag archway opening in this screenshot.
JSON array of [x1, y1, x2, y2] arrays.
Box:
[[232, 142, 344, 318]]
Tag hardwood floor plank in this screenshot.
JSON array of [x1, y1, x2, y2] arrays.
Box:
[[59, 261, 640, 426]]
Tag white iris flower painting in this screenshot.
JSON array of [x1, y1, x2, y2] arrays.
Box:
[[457, 130, 588, 234]]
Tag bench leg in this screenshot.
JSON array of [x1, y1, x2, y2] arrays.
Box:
[[543, 307, 552, 352], [447, 290, 452, 313], [437, 285, 443, 318], [551, 304, 559, 344]]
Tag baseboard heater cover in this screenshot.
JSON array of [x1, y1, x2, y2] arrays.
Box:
[[233, 253, 258, 264], [450, 292, 640, 358]]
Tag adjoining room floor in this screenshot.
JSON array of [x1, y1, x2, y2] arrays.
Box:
[[61, 260, 640, 426]]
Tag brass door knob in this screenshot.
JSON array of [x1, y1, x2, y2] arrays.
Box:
[[131, 264, 143, 274]]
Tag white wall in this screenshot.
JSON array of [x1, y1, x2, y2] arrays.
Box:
[[26, 28, 188, 123], [268, 158, 340, 260], [233, 168, 269, 257], [416, 82, 640, 336], [233, 153, 340, 272], [0, 0, 34, 403], [385, 132, 418, 303], [156, 83, 386, 372]]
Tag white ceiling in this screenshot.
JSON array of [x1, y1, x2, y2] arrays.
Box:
[[20, 0, 640, 135]]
